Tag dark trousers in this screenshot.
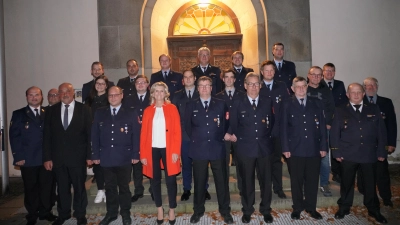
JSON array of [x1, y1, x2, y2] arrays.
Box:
[[271, 137, 283, 192], [357, 159, 392, 201], [192, 158, 230, 215], [103, 165, 132, 217], [20, 166, 54, 222], [339, 161, 380, 211], [331, 150, 341, 177], [224, 141, 241, 191], [288, 156, 320, 212], [181, 140, 193, 191], [132, 161, 145, 195], [93, 164, 105, 190], [151, 148, 177, 208], [237, 154, 272, 215], [53, 165, 88, 219]]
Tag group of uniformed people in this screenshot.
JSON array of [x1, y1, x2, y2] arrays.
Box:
[[9, 43, 396, 225]]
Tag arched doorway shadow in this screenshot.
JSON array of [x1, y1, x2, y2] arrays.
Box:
[[141, 0, 267, 75]]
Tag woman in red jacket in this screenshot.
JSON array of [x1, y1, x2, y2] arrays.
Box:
[[140, 82, 181, 225]]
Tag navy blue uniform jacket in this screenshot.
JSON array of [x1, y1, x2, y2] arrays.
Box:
[[191, 65, 222, 95], [259, 80, 290, 137], [281, 96, 328, 157], [230, 95, 275, 158], [233, 66, 254, 92], [121, 92, 150, 124], [117, 76, 137, 97], [184, 97, 228, 160], [9, 106, 46, 166], [274, 60, 296, 93], [330, 102, 388, 163], [321, 79, 348, 107], [91, 106, 140, 167], [364, 95, 397, 147], [150, 70, 183, 99], [171, 88, 199, 141]]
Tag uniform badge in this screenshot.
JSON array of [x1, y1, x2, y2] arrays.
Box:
[[124, 124, 128, 134], [121, 128, 124, 132], [344, 119, 348, 129], [315, 118, 319, 129], [25, 122, 29, 129]]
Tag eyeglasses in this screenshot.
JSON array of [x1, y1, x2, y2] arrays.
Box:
[[246, 82, 261, 87], [309, 73, 322, 77], [198, 84, 211, 89], [95, 82, 106, 86], [48, 94, 59, 97], [108, 94, 122, 98], [293, 84, 308, 89]]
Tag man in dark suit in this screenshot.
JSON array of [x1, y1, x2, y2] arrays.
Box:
[[229, 72, 275, 224], [331, 83, 388, 224], [171, 70, 199, 201], [271, 42, 297, 93], [231, 51, 254, 92], [281, 76, 328, 220], [356, 77, 397, 207], [117, 59, 140, 98], [259, 60, 290, 199], [191, 47, 222, 95], [43, 83, 92, 225], [82, 61, 115, 103], [92, 86, 141, 225], [215, 69, 245, 186], [307, 66, 335, 197], [184, 76, 233, 224], [321, 63, 347, 184], [9, 86, 57, 225], [150, 54, 183, 100], [121, 75, 151, 202]]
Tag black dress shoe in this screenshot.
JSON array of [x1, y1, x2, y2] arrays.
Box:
[[52, 218, 67, 225], [332, 174, 341, 183], [334, 210, 350, 219], [131, 194, 144, 202], [291, 211, 301, 220], [274, 190, 287, 199], [39, 213, 58, 221], [190, 213, 203, 224], [306, 210, 322, 220], [241, 214, 251, 223], [76, 217, 87, 225], [263, 213, 273, 223], [222, 213, 234, 224], [204, 191, 211, 200], [26, 220, 36, 225], [169, 218, 176, 225], [99, 216, 117, 225], [383, 200, 393, 208], [122, 216, 132, 225], [181, 190, 191, 201], [368, 211, 388, 224]]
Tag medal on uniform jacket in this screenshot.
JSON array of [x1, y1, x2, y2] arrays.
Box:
[[124, 124, 128, 134], [214, 115, 220, 127], [25, 122, 29, 129], [344, 119, 348, 129], [266, 115, 270, 128], [315, 117, 319, 129], [381, 112, 386, 119]]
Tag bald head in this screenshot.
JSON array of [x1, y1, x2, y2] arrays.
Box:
[[47, 88, 60, 106], [58, 83, 75, 104], [26, 86, 43, 108]]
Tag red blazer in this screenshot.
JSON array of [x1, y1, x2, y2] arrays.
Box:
[[140, 103, 181, 178]]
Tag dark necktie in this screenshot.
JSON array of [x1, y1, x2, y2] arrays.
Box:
[[278, 62, 282, 71], [228, 90, 233, 100], [63, 105, 69, 130], [236, 68, 241, 73], [204, 101, 209, 112], [300, 98, 305, 109], [140, 95, 144, 103], [252, 99, 256, 110], [202, 67, 207, 73], [188, 90, 192, 100], [266, 84, 271, 91], [130, 78, 135, 83], [354, 104, 361, 113], [163, 71, 168, 81], [328, 82, 333, 90], [34, 108, 40, 121], [369, 96, 374, 104], [112, 108, 116, 121]]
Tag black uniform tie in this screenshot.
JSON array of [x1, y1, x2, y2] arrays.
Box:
[[252, 99, 256, 110], [130, 78, 135, 83], [188, 90, 192, 100], [34, 108, 40, 121], [163, 71, 168, 81], [63, 105, 69, 130], [202, 67, 207, 73], [369, 96, 374, 104], [140, 95, 144, 103], [266, 84, 271, 91], [300, 98, 305, 109], [328, 82, 333, 90], [278, 62, 282, 71], [204, 101, 209, 112], [236, 68, 241, 73], [354, 104, 361, 113], [228, 90, 232, 100]]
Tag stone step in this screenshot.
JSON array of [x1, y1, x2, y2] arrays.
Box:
[[89, 172, 291, 195], [85, 182, 363, 214]]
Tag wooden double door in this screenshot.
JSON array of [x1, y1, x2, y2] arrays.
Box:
[[167, 34, 243, 73]]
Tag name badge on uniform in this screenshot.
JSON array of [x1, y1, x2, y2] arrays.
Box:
[[193, 110, 198, 112], [367, 114, 375, 117]]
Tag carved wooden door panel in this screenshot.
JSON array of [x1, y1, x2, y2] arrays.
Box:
[[167, 34, 242, 73]]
